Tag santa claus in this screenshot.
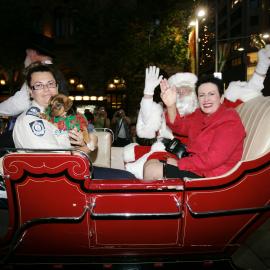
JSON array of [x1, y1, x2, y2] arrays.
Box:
[[124, 45, 270, 179]]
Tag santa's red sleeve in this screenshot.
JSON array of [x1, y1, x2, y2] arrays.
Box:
[[223, 98, 243, 108]]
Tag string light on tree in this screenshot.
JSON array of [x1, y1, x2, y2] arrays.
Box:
[[200, 25, 215, 66]]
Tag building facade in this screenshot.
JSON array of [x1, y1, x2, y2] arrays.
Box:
[[199, 0, 269, 86]]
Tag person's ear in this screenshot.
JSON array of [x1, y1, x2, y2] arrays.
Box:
[[220, 94, 225, 104]]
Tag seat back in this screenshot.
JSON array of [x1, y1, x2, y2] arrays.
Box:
[[236, 96, 270, 160], [90, 129, 112, 168], [111, 146, 125, 170]]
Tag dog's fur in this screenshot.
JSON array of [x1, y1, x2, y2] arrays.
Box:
[[40, 94, 90, 143], [49, 94, 73, 117]]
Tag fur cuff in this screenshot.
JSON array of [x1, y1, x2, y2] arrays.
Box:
[[125, 154, 150, 179], [125, 141, 166, 179], [123, 143, 138, 162], [225, 81, 262, 102]]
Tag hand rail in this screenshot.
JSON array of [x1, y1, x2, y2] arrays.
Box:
[[89, 197, 182, 219], [186, 203, 270, 218]]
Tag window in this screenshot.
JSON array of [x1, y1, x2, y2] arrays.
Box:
[[232, 57, 242, 66], [247, 52, 258, 65]]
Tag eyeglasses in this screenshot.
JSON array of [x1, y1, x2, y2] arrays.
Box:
[[30, 80, 58, 91], [176, 86, 192, 95]]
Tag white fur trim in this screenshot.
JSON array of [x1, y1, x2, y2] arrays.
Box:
[[246, 72, 264, 92], [123, 143, 138, 162], [150, 141, 166, 152], [125, 154, 149, 179], [168, 73, 197, 88], [225, 80, 262, 102], [125, 141, 166, 179], [157, 117, 174, 139]]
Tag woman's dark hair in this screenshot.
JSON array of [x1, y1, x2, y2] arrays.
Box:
[[25, 62, 59, 88], [195, 75, 224, 97]]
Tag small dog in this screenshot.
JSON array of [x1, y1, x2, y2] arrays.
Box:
[[40, 94, 90, 144]]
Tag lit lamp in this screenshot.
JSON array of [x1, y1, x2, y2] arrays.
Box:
[[113, 78, 120, 84], [190, 8, 206, 75], [262, 33, 270, 39], [107, 77, 126, 90], [69, 78, 76, 85], [76, 83, 85, 91], [261, 33, 270, 46]]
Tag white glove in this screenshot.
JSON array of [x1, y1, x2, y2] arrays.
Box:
[[255, 45, 270, 75], [144, 66, 163, 95]]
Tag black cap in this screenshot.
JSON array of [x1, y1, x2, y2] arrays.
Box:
[[27, 33, 55, 58]]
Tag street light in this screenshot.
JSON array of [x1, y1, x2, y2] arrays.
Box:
[[214, 0, 218, 73], [190, 8, 206, 76]]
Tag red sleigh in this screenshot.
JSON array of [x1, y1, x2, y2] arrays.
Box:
[[0, 96, 270, 267]]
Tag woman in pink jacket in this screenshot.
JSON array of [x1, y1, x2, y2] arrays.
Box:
[[143, 75, 246, 180]]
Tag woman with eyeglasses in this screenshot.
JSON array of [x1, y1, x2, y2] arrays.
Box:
[[12, 62, 135, 179], [143, 75, 246, 180], [12, 62, 82, 150]]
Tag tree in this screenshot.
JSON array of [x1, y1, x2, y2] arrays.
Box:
[[114, 2, 192, 113]]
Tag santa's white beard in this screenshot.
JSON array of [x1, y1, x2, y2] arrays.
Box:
[[176, 92, 198, 116]]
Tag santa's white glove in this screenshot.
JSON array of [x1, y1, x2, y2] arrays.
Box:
[[144, 66, 163, 95], [255, 45, 270, 76]]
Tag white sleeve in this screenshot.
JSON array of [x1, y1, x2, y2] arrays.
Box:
[[13, 114, 71, 149], [139, 97, 154, 124], [225, 71, 264, 103], [136, 98, 164, 139], [246, 72, 264, 92], [0, 83, 30, 116]]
